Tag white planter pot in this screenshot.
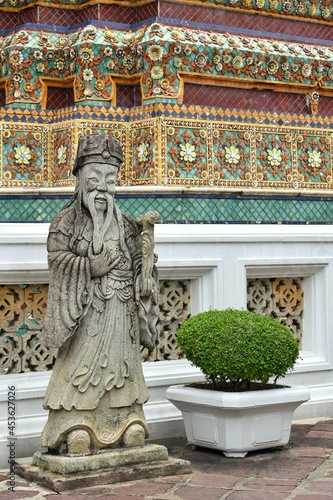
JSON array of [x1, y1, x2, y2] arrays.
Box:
[[166, 384, 310, 457]]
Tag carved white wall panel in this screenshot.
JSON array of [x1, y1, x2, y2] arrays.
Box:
[[1, 222, 333, 466]]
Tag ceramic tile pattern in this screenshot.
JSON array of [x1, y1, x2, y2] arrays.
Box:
[[0, 0, 333, 223], [1, 194, 333, 224], [1, 109, 333, 192], [183, 85, 316, 115], [0, 25, 333, 106]]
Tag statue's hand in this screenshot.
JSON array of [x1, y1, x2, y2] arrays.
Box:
[[89, 246, 120, 278], [139, 276, 153, 297]]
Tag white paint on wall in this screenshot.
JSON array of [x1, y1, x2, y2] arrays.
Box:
[[0, 222, 333, 465]]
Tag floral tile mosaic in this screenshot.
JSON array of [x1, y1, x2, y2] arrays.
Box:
[[1, 22, 333, 212], [159, 119, 333, 190], [131, 122, 158, 185], [1, 24, 333, 108], [1, 109, 333, 191], [1, 127, 46, 184]]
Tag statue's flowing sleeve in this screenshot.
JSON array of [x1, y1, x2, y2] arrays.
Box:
[[43, 209, 91, 348]]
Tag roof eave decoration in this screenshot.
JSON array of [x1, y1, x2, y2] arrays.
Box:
[[1, 23, 333, 107]]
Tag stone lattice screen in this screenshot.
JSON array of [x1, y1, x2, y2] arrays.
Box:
[[0, 276, 303, 374], [0, 280, 191, 374], [0, 284, 54, 374], [247, 277, 303, 346]]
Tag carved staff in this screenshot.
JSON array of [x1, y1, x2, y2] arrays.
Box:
[[135, 210, 161, 301]]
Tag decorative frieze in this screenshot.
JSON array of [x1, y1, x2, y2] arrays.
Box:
[[1, 112, 333, 192], [1, 24, 333, 107]]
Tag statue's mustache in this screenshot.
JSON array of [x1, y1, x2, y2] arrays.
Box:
[[86, 190, 114, 254], [87, 190, 113, 210]]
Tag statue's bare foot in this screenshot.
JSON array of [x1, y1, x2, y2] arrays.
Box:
[[67, 429, 91, 455], [123, 424, 145, 447]]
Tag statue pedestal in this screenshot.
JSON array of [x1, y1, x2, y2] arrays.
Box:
[[16, 444, 192, 492]]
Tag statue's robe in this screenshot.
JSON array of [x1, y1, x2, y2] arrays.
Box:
[[40, 205, 153, 450]]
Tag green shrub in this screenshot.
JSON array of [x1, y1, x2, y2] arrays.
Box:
[[176, 308, 300, 391]]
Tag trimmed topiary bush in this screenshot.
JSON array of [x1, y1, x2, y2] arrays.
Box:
[[176, 308, 300, 391]]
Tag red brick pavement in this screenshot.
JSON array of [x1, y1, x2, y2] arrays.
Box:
[[1, 419, 333, 499]]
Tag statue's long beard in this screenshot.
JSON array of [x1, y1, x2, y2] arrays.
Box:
[[87, 191, 114, 254]]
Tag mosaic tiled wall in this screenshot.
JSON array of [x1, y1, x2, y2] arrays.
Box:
[[191, 0, 333, 21], [0, 0, 325, 375], [0, 279, 190, 374], [0, 111, 333, 194], [3, 193, 333, 224], [0, 12, 332, 225], [1, 101, 333, 224], [1, 25, 333, 107], [0, 22, 333, 198], [1, 109, 333, 192]]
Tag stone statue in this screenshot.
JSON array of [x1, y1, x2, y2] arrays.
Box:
[[39, 134, 160, 456]]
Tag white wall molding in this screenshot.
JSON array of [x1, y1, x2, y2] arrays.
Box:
[[1, 222, 333, 465]]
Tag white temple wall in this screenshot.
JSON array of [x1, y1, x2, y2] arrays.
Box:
[[0, 222, 333, 466]]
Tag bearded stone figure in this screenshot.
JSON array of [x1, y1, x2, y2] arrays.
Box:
[[40, 134, 159, 456]]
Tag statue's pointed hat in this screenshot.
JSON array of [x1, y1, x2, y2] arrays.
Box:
[[73, 134, 123, 175]]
